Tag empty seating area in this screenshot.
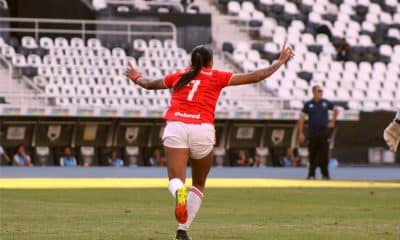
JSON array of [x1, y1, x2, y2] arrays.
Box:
[[216, 0, 400, 111], [1, 36, 192, 109], [0, 35, 251, 111], [93, 0, 202, 14]]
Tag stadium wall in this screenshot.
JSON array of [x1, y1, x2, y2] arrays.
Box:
[[0, 111, 398, 166]]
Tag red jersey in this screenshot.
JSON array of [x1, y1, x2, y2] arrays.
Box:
[[163, 67, 233, 124]]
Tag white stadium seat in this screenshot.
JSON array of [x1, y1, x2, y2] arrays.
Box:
[[70, 38, 85, 49], [22, 36, 38, 49], [228, 1, 241, 15], [11, 54, 27, 67], [54, 37, 69, 48]]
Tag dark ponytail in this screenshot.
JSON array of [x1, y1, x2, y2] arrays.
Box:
[[174, 45, 213, 90]]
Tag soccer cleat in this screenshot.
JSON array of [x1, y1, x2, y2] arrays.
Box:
[[174, 230, 192, 240], [383, 120, 400, 152], [175, 187, 189, 224]]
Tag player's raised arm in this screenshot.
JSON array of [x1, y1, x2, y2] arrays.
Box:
[[228, 40, 294, 86], [125, 62, 167, 90]]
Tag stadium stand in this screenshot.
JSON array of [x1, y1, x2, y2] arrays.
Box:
[[214, 0, 400, 111], [0, 35, 259, 111]]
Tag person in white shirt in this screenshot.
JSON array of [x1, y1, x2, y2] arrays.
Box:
[[13, 144, 32, 167]]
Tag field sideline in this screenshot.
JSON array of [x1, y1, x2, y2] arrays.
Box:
[[1, 178, 400, 189], [1, 177, 400, 239], [1, 187, 399, 240]]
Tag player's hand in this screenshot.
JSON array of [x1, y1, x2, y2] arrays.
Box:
[[278, 40, 295, 64], [125, 61, 142, 82], [299, 133, 306, 144], [327, 121, 335, 128]]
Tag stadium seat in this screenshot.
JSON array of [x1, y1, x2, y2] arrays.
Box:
[[54, 37, 69, 49], [27, 54, 42, 66], [70, 38, 85, 49], [1, 45, 15, 59], [11, 54, 27, 67], [133, 39, 147, 51], [228, 1, 240, 15], [21, 36, 38, 49], [87, 38, 102, 49], [149, 39, 163, 49]]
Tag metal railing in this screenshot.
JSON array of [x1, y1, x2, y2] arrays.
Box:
[[0, 17, 177, 43], [0, 92, 290, 109], [106, 0, 185, 12], [0, 91, 396, 110]]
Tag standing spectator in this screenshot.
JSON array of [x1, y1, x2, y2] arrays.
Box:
[[148, 148, 166, 166], [108, 149, 124, 167], [59, 146, 77, 167], [298, 85, 338, 180], [0, 128, 10, 165], [13, 144, 32, 166]]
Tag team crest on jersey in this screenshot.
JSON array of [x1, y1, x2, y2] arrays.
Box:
[[322, 102, 327, 108]]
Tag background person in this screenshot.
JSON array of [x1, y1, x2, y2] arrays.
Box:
[[282, 147, 301, 167], [236, 149, 252, 167], [108, 149, 124, 167], [148, 148, 166, 166], [59, 146, 77, 167], [298, 85, 338, 180], [13, 144, 32, 167]]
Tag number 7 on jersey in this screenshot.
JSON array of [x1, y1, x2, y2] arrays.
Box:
[[187, 80, 200, 101]]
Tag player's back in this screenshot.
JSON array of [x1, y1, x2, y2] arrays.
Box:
[[164, 67, 232, 124]]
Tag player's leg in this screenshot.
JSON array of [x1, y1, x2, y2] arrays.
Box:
[[165, 147, 190, 225], [307, 137, 318, 179], [177, 152, 212, 234], [165, 147, 190, 182], [319, 134, 330, 179], [162, 122, 191, 225], [384, 111, 400, 152], [175, 123, 215, 239]]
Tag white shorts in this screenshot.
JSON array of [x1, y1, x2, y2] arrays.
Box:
[[162, 121, 215, 159]]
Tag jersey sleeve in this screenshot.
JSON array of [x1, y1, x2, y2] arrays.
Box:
[[327, 100, 334, 110], [163, 71, 180, 89], [215, 70, 233, 88], [302, 103, 309, 114]]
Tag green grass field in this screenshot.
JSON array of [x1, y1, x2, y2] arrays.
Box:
[[1, 188, 399, 240]]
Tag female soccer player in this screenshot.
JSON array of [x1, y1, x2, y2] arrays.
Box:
[[126, 41, 294, 240]]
